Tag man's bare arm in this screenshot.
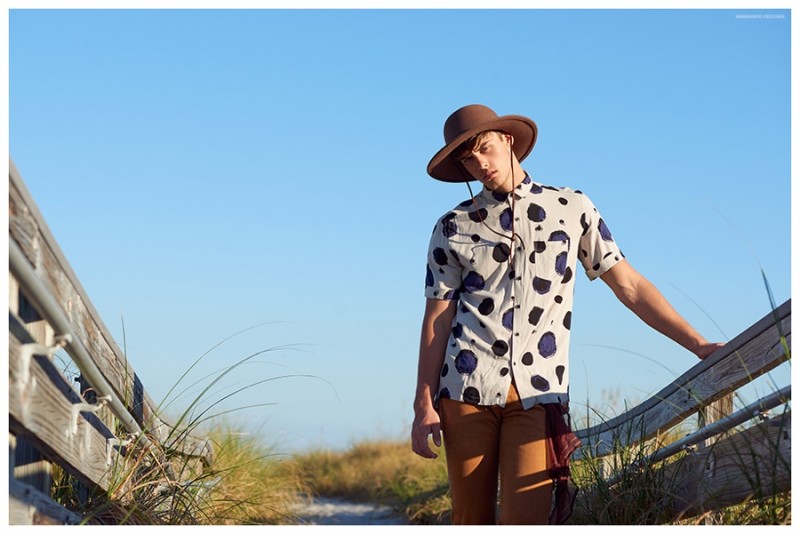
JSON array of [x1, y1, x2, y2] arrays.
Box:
[[412, 298, 457, 459], [600, 260, 723, 359]]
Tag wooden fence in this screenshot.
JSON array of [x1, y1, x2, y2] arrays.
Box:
[[573, 297, 791, 521], [8, 160, 214, 524], [7, 158, 791, 524]]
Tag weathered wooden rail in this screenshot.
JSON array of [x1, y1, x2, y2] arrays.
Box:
[[8, 160, 215, 524], [573, 297, 791, 521]]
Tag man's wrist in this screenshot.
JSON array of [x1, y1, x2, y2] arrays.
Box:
[[413, 391, 436, 414]]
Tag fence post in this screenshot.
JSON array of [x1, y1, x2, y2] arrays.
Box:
[[699, 395, 734, 450], [695, 393, 734, 521]]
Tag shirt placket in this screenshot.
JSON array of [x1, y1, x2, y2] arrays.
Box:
[[509, 193, 526, 389]]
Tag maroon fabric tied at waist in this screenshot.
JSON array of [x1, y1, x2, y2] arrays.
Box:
[[544, 403, 581, 525]]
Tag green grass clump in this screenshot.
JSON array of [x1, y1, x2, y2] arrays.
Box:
[[192, 424, 308, 524], [51, 422, 307, 525], [291, 440, 451, 524]]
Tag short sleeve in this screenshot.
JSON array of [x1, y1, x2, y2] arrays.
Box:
[[577, 193, 624, 281], [424, 213, 463, 300]]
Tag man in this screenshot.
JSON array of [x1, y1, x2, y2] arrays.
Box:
[[411, 104, 722, 525]]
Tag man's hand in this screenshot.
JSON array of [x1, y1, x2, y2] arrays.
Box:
[[695, 342, 725, 360], [411, 406, 442, 459]]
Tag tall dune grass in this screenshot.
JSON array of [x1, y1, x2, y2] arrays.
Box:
[[291, 440, 451, 524], [49, 324, 316, 525], [51, 421, 308, 524]]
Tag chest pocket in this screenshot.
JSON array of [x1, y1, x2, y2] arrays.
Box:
[[530, 228, 573, 284]]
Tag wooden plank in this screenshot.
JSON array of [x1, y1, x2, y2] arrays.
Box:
[[668, 411, 791, 519], [575, 300, 790, 458], [8, 318, 122, 492], [9, 478, 84, 525]]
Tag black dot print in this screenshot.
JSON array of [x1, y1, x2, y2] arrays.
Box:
[[492, 340, 509, 357], [533, 277, 552, 295], [500, 208, 514, 231], [478, 298, 495, 315], [529, 306, 544, 325], [527, 203, 546, 222], [522, 352, 534, 365], [433, 247, 448, 266], [531, 375, 550, 392], [452, 323, 463, 338], [556, 365, 565, 385], [443, 213, 458, 237], [469, 208, 488, 223], [463, 387, 481, 405], [580, 213, 590, 236], [463, 271, 486, 293], [493, 243, 511, 262]]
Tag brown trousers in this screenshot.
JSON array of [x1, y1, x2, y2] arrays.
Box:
[[439, 381, 552, 525]]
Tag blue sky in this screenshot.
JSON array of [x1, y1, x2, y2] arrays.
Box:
[[6, 5, 793, 452]]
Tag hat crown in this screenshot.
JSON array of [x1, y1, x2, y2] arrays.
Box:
[[443, 104, 499, 144]]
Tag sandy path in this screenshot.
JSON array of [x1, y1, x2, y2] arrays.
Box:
[[293, 496, 409, 525]]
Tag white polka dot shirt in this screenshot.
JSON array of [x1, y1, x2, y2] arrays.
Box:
[[424, 175, 624, 410]]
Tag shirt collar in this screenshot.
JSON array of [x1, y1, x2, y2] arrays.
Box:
[[478, 172, 536, 205]]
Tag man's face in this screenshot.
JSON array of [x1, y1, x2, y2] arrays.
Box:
[[456, 132, 515, 193]]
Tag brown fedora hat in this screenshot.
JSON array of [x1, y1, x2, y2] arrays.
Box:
[[427, 104, 538, 183]]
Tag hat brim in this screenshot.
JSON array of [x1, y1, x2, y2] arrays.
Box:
[[427, 115, 538, 183]]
